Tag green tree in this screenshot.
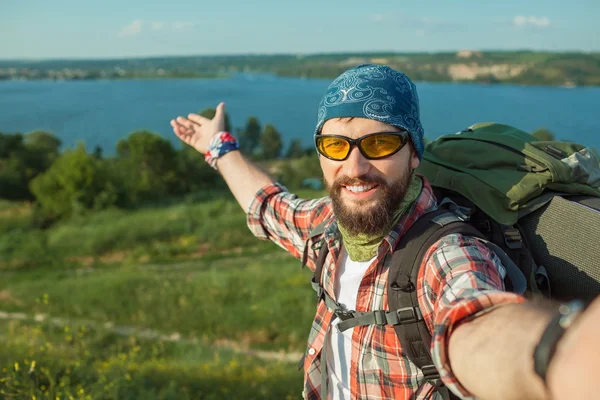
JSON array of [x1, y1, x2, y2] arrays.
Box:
[[531, 128, 556, 141], [116, 130, 179, 204], [24, 130, 61, 154], [0, 131, 24, 158], [277, 154, 323, 190], [23, 130, 62, 173], [199, 107, 232, 132], [0, 132, 27, 199], [260, 124, 283, 160], [93, 145, 103, 160], [0, 155, 29, 200], [239, 116, 261, 154], [285, 139, 305, 159], [175, 146, 223, 193], [0, 131, 60, 200], [30, 144, 118, 220]]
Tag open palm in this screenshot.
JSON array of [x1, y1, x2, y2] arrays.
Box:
[[170, 102, 227, 154]]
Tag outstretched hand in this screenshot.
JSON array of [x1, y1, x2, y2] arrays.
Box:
[[170, 102, 227, 154]]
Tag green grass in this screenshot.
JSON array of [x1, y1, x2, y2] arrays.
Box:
[[0, 251, 315, 351], [0, 189, 325, 268], [0, 320, 303, 399], [0, 192, 325, 398]]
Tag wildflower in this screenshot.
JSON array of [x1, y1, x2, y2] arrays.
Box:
[[28, 361, 36, 374]]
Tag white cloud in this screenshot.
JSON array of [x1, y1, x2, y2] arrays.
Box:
[[118, 19, 193, 37], [421, 17, 437, 24], [370, 14, 385, 22], [151, 21, 165, 31], [118, 20, 143, 37], [513, 16, 551, 28], [172, 21, 194, 31]]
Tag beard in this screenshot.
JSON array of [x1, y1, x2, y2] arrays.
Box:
[[326, 168, 413, 237]]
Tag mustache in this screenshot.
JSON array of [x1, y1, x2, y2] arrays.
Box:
[[332, 175, 387, 188]]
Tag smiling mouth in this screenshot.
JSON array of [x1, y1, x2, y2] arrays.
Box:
[[343, 184, 379, 194]]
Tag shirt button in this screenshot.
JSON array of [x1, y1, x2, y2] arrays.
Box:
[[308, 348, 316, 356]]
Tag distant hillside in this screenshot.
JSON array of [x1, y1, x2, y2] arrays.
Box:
[[1, 50, 599, 86]]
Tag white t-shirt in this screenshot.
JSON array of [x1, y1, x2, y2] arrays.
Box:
[[327, 248, 376, 400]]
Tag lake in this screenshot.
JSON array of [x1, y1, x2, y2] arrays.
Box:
[[1, 74, 599, 155]]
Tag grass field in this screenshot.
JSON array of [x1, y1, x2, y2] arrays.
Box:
[[0, 191, 324, 399]]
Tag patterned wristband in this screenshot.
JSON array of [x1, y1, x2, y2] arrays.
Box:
[[204, 131, 239, 170]]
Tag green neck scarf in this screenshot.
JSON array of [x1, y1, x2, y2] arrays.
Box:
[[338, 174, 423, 262]]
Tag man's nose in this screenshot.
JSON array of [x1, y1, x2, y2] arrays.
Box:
[[342, 146, 371, 178]]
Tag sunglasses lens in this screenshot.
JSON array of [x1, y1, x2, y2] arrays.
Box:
[[361, 134, 405, 158], [317, 136, 350, 160]]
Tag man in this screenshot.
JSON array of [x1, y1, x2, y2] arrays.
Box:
[[171, 64, 600, 399]]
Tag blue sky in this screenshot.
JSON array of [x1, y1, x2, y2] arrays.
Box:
[[1, 0, 599, 59]]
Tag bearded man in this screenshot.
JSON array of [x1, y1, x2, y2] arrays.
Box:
[[170, 64, 600, 400]]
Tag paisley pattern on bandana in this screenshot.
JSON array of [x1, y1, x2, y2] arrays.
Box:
[[315, 64, 425, 159]]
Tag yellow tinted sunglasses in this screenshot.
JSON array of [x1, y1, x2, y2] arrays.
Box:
[[315, 131, 410, 161]]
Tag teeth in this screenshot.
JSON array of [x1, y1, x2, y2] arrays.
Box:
[[346, 185, 374, 193]]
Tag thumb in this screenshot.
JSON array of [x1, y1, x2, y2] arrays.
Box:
[[214, 102, 226, 123]]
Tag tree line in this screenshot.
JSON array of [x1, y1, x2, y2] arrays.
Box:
[[0, 108, 316, 226], [3, 51, 600, 86]]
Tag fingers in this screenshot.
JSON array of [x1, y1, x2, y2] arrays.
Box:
[[175, 116, 197, 130], [188, 113, 210, 125], [170, 119, 187, 133], [170, 119, 193, 138]]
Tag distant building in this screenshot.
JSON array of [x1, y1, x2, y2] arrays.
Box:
[[456, 50, 483, 59]]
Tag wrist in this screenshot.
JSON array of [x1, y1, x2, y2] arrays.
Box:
[[204, 131, 239, 170], [533, 300, 587, 385]]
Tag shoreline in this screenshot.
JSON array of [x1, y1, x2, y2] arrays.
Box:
[[0, 74, 596, 88]]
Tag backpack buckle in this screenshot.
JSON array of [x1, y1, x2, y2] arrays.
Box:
[[502, 227, 523, 249], [334, 309, 355, 321], [396, 307, 423, 324], [421, 365, 440, 381], [439, 198, 472, 221]]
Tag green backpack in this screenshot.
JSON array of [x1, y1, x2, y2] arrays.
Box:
[[304, 122, 600, 399], [418, 122, 600, 301]]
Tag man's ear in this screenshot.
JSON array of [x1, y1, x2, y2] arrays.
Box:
[[410, 154, 420, 170], [410, 146, 420, 170]]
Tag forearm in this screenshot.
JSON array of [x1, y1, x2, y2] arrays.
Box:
[[216, 150, 275, 212], [448, 303, 553, 400]]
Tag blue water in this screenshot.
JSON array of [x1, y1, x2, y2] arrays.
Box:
[[1, 75, 599, 155]]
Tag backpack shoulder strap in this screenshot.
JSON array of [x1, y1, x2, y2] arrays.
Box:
[[301, 218, 329, 270], [388, 208, 484, 392], [301, 218, 331, 299]]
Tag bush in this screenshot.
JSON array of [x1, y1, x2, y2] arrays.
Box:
[[116, 131, 180, 205], [276, 155, 322, 190], [30, 144, 118, 220]]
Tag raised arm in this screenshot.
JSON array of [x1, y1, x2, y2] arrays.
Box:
[[171, 102, 328, 266], [170, 102, 273, 212]]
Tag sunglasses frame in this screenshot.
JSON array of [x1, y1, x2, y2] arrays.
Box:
[[314, 131, 410, 161]]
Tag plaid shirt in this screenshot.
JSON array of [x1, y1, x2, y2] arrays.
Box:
[[247, 177, 524, 399]]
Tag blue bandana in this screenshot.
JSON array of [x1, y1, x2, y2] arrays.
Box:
[[314, 64, 425, 160]]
